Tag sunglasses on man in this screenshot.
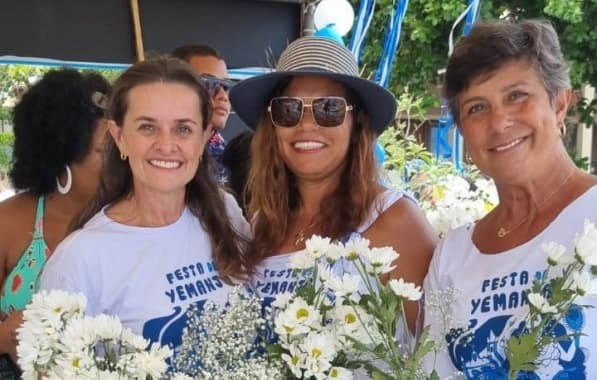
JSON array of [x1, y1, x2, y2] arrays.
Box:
[[198, 75, 235, 97], [268, 96, 353, 128]]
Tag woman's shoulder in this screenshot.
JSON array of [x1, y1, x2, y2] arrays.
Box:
[[364, 189, 421, 229], [435, 224, 474, 255], [357, 188, 414, 233], [0, 193, 37, 242]]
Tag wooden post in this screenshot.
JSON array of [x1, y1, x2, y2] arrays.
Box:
[[130, 0, 145, 61]]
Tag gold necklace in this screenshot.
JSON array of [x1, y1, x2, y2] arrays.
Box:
[[497, 170, 575, 238], [294, 221, 316, 247]]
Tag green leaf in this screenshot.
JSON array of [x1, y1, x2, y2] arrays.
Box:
[[506, 333, 540, 375]]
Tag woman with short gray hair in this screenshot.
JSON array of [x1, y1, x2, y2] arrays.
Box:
[[423, 19, 597, 378]]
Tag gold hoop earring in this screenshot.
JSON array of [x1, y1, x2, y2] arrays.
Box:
[[560, 121, 567, 138]]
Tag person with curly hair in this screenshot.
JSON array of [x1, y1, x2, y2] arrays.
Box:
[[40, 57, 250, 352], [0, 68, 110, 378], [230, 37, 437, 331]]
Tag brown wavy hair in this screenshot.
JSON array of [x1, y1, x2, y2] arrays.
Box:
[[247, 83, 381, 269], [74, 57, 249, 281]]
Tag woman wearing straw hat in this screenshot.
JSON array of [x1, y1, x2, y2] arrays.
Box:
[[230, 36, 437, 329]]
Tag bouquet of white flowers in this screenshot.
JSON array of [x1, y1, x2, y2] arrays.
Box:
[[413, 173, 498, 237], [170, 286, 284, 379], [267, 235, 438, 380], [17, 289, 172, 380]]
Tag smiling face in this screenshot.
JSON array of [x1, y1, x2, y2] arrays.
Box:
[[457, 59, 571, 184], [274, 76, 354, 183], [108, 82, 207, 199]]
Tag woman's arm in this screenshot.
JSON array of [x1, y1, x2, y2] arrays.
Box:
[[0, 311, 22, 363], [364, 197, 438, 331]]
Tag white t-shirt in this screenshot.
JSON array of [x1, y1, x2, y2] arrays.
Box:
[[423, 186, 597, 379], [40, 192, 249, 351], [251, 190, 411, 308]]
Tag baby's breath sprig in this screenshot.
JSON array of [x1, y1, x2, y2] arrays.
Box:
[[170, 286, 284, 379]]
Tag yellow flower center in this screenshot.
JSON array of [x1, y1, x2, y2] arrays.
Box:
[[296, 308, 310, 319], [311, 348, 322, 359], [291, 356, 300, 365], [330, 368, 339, 377], [345, 313, 357, 324], [71, 357, 80, 368]]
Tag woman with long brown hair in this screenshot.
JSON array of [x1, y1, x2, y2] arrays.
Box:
[[40, 57, 250, 351], [230, 37, 437, 330]]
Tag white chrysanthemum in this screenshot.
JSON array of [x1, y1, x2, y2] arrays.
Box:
[[17, 290, 88, 377], [281, 343, 306, 378], [51, 348, 96, 378], [575, 219, 597, 265], [120, 327, 150, 350], [388, 278, 422, 301], [127, 349, 170, 379], [361, 246, 399, 275], [324, 242, 346, 262], [327, 366, 353, 379], [93, 314, 124, 340], [289, 250, 316, 270], [527, 293, 558, 314], [324, 273, 361, 302], [272, 291, 295, 309], [445, 174, 471, 194], [572, 271, 597, 297], [331, 305, 374, 349], [301, 331, 336, 377], [343, 237, 371, 261], [275, 298, 321, 337], [542, 242, 573, 266], [305, 235, 333, 259]]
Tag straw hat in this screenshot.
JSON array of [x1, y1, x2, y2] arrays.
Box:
[[229, 36, 396, 135]]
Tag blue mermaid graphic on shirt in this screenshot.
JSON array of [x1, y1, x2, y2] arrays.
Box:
[[446, 305, 587, 379]]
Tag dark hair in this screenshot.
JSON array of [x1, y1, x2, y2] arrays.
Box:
[[222, 130, 254, 213], [445, 19, 570, 123], [171, 44, 223, 63], [75, 57, 249, 281], [247, 81, 380, 268], [9, 68, 110, 195]]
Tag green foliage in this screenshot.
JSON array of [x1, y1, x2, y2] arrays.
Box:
[[574, 96, 597, 130], [378, 89, 433, 175], [0, 132, 14, 173], [357, 0, 597, 112], [0, 64, 122, 122]]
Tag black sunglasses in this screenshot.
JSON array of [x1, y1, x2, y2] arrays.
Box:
[[199, 75, 234, 97], [268, 96, 353, 128]]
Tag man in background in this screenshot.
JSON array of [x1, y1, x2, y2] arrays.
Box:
[[172, 45, 233, 183]]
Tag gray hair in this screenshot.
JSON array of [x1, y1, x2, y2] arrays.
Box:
[[445, 19, 570, 123]]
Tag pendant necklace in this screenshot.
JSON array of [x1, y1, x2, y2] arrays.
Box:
[[294, 220, 317, 247], [497, 170, 574, 238]]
